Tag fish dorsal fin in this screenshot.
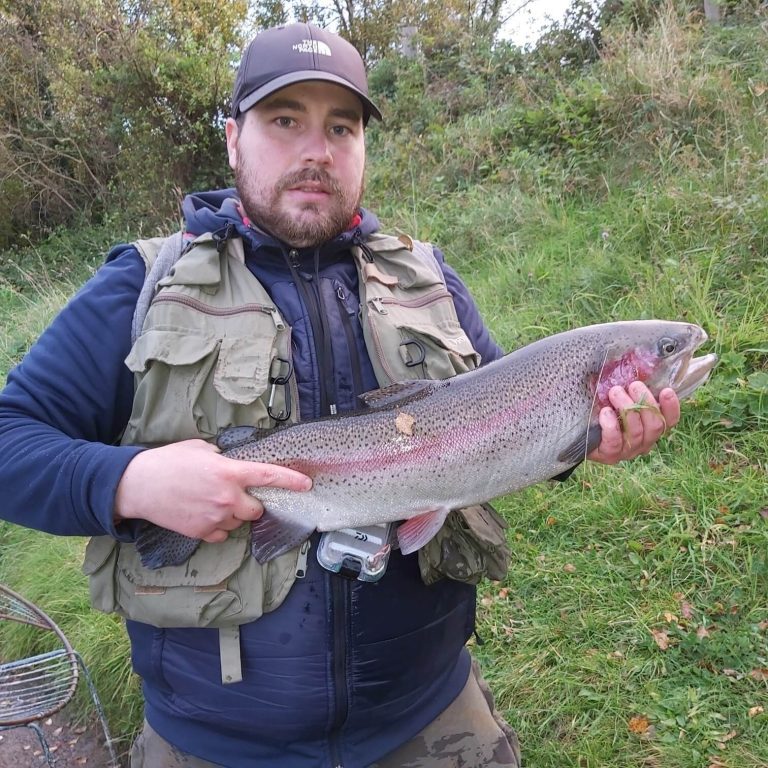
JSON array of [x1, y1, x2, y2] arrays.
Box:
[[396, 507, 450, 555], [216, 426, 273, 452], [359, 380, 440, 411]]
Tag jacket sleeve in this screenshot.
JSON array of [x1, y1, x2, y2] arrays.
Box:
[[432, 246, 505, 365], [0, 245, 147, 539]]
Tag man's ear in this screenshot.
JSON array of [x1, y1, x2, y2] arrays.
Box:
[[225, 117, 239, 171]]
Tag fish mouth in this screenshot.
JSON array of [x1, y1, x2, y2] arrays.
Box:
[[672, 351, 718, 400]]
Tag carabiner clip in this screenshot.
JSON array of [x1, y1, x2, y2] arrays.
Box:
[[267, 357, 293, 422]]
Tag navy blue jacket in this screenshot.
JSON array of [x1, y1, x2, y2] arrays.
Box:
[[0, 190, 503, 767]]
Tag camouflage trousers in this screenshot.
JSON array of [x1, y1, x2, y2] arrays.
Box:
[[129, 658, 521, 768]]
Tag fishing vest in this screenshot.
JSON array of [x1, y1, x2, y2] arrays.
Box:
[[82, 230, 487, 681]]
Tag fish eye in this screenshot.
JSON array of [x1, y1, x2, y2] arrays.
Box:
[[659, 337, 678, 356]]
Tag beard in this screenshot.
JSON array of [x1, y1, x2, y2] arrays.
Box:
[[235, 162, 363, 249]]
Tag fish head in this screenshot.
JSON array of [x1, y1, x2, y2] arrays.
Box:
[[593, 321, 717, 408]]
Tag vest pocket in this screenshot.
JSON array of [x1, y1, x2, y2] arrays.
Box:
[[83, 528, 301, 628], [124, 328, 274, 442], [367, 292, 481, 381]]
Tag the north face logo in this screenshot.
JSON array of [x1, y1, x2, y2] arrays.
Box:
[[293, 39, 332, 56]]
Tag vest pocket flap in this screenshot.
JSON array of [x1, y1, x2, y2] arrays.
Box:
[[122, 526, 250, 588], [397, 319, 479, 359], [213, 337, 273, 405], [125, 329, 219, 373]]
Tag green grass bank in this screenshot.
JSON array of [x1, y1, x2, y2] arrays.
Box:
[[1, 6, 766, 766]]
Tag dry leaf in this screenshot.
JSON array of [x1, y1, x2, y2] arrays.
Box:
[[681, 601, 694, 620], [748, 706, 764, 717], [722, 668, 741, 679], [563, 563, 576, 573], [497, 588, 509, 599], [77, 758, 88, 765], [718, 730, 738, 747], [546, 516, 557, 526], [395, 412, 415, 436], [749, 668, 768, 682], [758, 620, 768, 632], [628, 715, 651, 734], [759, 507, 768, 520], [697, 625, 710, 640], [53, 727, 63, 736], [651, 628, 670, 650], [663, 611, 678, 624]]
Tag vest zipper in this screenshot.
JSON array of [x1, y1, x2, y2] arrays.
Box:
[[285, 249, 337, 416], [334, 283, 364, 398], [371, 288, 453, 311], [151, 293, 285, 327]]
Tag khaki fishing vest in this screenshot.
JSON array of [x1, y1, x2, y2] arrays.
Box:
[[82, 230, 480, 681]]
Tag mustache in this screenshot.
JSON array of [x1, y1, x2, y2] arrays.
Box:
[[276, 169, 343, 196]]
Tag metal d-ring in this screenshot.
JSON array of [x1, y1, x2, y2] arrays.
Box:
[[399, 338, 427, 367]]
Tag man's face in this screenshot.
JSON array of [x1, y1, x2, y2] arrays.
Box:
[[225, 81, 366, 248]]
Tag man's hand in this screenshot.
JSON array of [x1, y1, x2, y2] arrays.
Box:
[[588, 382, 680, 465], [115, 439, 312, 543]]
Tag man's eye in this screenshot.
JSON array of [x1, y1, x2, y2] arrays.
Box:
[[276, 117, 294, 127], [331, 125, 351, 136]]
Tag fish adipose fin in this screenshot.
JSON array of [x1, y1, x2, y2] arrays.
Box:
[[556, 423, 602, 466], [249, 513, 316, 563], [396, 507, 451, 555], [359, 380, 441, 411], [135, 524, 203, 569]]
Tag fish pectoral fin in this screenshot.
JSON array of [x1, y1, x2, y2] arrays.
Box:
[[396, 507, 450, 555], [556, 423, 602, 465], [249, 513, 315, 564], [359, 380, 441, 411], [134, 524, 202, 569]]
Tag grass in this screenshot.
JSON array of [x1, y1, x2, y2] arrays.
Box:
[[1, 6, 767, 766]]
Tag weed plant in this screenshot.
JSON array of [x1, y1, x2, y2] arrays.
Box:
[[0, 5, 766, 766]]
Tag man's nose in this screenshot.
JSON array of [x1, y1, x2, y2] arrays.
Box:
[[300, 129, 333, 165]]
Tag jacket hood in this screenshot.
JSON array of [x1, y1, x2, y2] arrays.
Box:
[[181, 188, 380, 256]]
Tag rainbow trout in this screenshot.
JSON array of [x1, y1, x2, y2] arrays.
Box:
[[135, 320, 716, 568]]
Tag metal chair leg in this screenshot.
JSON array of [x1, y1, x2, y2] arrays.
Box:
[[73, 652, 120, 768]]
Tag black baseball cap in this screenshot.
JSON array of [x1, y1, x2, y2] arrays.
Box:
[[231, 23, 382, 124]]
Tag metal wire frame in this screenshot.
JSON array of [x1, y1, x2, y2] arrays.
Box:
[[0, 584, 119, 766]]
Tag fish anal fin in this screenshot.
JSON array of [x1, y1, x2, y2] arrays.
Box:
[[249, 513, 316, 563], [396, 507, 450, 555], [359, 380, 440, 411], [556, 423, 602, 465]]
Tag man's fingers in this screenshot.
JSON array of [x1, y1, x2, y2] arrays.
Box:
[[235, 461, 313, 491], [658, 387, 681, 429]]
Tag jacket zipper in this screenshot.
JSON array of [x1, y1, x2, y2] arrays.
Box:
[[334, 282, 364, 398], [329, 574, 349, 768], [285, 249, 337, 416]]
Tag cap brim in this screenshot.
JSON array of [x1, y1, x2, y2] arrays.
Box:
[[237, 71, 382, 122]]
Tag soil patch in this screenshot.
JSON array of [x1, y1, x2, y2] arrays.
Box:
[[0, 703, 126, 767]]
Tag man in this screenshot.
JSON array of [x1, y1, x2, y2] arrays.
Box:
[[0, 22, 678, 768]]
